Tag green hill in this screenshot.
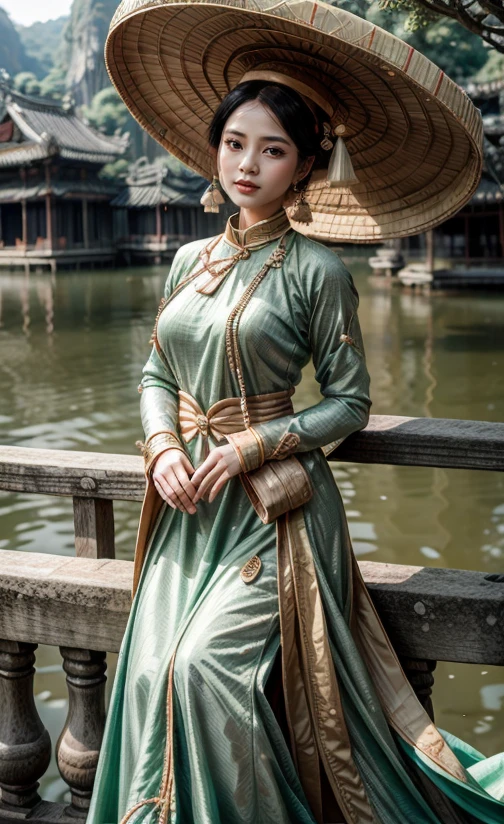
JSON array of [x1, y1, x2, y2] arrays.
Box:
[[0, 6, 40, 76], [16, 16, 68, 78]]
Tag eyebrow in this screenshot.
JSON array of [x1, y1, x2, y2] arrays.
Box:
[[224, 129, 291, 146]]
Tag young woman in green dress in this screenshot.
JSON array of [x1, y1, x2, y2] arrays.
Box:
[[87, 1, 504, 821]]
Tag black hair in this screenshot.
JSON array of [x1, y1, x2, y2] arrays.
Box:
[[208, 80, 329, 186]]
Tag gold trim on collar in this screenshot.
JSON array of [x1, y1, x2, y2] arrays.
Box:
[[225, 209, 291, 249]]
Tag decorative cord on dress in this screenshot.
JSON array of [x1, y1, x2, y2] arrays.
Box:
[[225, 233, 289, 429]]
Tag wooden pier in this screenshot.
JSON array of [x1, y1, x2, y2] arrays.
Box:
[[0, 415, 503, 821]]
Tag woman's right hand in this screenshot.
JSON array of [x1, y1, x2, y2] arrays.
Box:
[[151, 449, 198, 514]]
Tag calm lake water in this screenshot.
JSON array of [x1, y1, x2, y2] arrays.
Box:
[[0, 257, 503, 801]]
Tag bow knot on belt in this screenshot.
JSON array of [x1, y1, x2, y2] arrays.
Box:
[[178, 388, 294, 443]]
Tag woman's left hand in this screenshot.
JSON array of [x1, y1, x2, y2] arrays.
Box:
[[192, 444, 242, 503]]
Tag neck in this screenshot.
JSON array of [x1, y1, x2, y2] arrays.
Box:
[[238, 197, 286, 230]]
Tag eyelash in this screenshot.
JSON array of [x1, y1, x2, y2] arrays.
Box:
[[223, 138, 285, 157]]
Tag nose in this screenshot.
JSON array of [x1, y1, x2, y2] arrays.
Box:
[[239, 151, 259, 175]]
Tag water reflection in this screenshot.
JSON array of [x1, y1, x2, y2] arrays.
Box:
[[0, 260, 503, 790]]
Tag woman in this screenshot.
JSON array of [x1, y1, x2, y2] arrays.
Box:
[[89, 1, 504, 822]]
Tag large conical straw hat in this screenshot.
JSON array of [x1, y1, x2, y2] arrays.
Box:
[[105, 0, 483, 242]]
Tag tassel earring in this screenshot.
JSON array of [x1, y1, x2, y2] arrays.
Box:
[[200, 175, 225, 213], [326, 124, 358, 188], [285, 182, 313, 224]]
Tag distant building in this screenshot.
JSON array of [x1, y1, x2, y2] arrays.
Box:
[[0, 77, 127, 272], [402, 79, 504, 267], [111, 157, 229, 265]]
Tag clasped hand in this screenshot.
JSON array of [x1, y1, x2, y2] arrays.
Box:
[[151, 444, 242, 513]]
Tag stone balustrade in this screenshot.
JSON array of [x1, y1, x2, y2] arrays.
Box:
[[0, 413, 503, 820]]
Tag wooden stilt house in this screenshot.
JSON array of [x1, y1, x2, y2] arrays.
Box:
[[0, 77, 127, 272]]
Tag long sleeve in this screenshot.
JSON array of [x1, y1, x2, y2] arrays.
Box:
[[227, 254, 371, 467], [138, 248, 188, 443]]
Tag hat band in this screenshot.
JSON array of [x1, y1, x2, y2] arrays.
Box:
[[239, 70, 334, 118]]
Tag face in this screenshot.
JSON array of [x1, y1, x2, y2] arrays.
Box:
[[217, 99, 313, 222]]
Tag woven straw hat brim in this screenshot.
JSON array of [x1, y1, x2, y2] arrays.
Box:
[[105, 0, 483, 242]]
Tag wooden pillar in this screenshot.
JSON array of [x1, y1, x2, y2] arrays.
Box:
[[45, 194, 52, 250], [499, 205, 504, 258], [155, 202, 162, 241], [425, 229, 434, 273], [82, 199, 89, 249], [0, 204, 2, 245], [21, 200, 27, 245], [57, 648, 107, 816], [464, 213, 470, 265], [73, 496, 115, 559], [0, 640, 51, 809]]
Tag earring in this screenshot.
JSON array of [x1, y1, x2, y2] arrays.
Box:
[[285, 181, 313, 224], [200, 175, 226, 213]]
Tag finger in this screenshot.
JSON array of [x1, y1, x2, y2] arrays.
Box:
[[153, 477, 177, 510], [172, 464, 198, 501], [165, 468, 197, 513], [207, 472, 231, 503], [179, 452, 196, 476], [191, 453, 220, 487], [193, 463, 226, 503], [154, 472, 190, 513]]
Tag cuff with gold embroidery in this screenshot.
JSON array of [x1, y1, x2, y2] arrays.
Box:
[[136, 430, 186, 477], [226, 427, 265, 473], [267, 432, 301, 460]]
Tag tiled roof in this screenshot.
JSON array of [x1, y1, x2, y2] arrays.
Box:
[[0, 179, 118, 203], [111, 157, 207, 208], [0, 85, 127, 166], [470, 176, 504, 206]]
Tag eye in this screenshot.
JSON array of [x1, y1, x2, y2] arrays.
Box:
[[224, 138, 242, 150], [265, 146, 285, 157]]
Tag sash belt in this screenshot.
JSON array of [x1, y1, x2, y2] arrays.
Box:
[[178, 387, 295, 442]]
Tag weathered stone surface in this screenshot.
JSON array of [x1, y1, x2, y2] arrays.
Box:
[[0, 553, 503, 663], [329, 415, 504, 471], [361, 561, 504, 664], [0, 553, 132, 652], [57, 649, 107, 816], [0, 642, 51, 808], [0, 446, 144, 501]]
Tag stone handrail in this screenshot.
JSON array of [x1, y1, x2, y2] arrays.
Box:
[[0, 416, 503, 820]]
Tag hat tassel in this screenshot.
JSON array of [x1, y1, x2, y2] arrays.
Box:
[[200, 175, 225, 213], [327, 126, 358, 188]]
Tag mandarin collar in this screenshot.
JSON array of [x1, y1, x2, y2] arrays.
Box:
[[224, 209, 291, 250]]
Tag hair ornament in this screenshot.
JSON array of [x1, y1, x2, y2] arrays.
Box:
[[327, 124, 358, 188], [200, 175, 226, 213]]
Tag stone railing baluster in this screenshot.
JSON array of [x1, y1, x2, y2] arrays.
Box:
[[56, 648, 107, 817], [0, 640, 51, 811], [401, 657, 437, 721]]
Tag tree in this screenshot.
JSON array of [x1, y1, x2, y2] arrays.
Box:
[[378, 0, 504, 53], [13, 71, 41, 96], [39, 66, 67, 101], [82, 86, 129, 136]]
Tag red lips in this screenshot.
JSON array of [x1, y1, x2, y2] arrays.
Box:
[[235, 179, 259, 190]]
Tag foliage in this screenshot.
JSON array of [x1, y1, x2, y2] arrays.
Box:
[[13, 71, 41, 96], [100, 158, 130, 180], [16, 16, 68, 78], [377, 0, 504, 53], [82, 86, 130, 136], [39, 66, 67, 101], [0, 7, 40, 77], [336, 0, 489, 81], [473, 48, 504, 82]]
